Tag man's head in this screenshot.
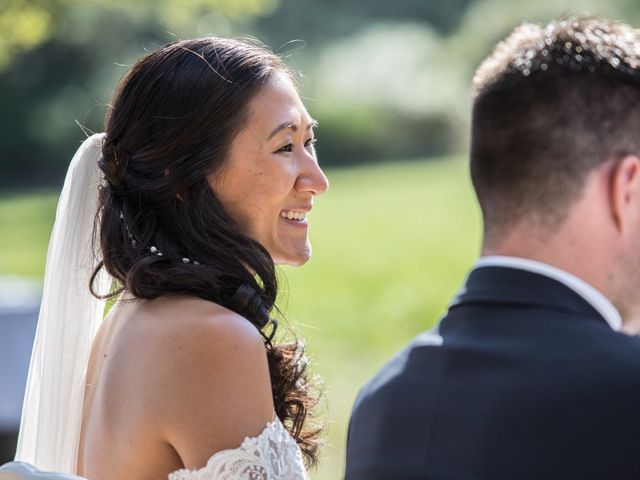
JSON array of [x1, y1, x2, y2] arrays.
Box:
[[472, 17, 640, 238], [471, 17, 640, 323]]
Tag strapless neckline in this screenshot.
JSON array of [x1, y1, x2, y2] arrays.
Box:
[[168, 418, 308, 479]]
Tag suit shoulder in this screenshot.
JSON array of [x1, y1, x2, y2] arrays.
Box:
[[599, 330, 640, 372], [353, 327, 442, 413]]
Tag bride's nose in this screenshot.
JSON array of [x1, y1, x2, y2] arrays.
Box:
[[295, 155, 329, 196]]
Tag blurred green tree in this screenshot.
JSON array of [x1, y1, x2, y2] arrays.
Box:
[[0, 0, 53, 72], [3, 0, 640, 189], [0, 0, 279, 72], [0, 0, 279, 188]]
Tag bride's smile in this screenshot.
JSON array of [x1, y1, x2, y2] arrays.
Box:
[[208, 71, 328, 267]]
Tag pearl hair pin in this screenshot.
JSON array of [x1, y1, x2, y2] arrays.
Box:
[[119, 211, 200, 265], [148, 245, 199, 264]]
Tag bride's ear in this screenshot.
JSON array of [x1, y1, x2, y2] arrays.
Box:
[[609, 154, 640, 235]]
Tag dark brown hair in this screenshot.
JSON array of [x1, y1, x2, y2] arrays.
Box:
[[471, 17, 640, 242], [90, 37, 321, 464]]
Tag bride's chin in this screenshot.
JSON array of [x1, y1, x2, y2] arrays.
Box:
[[272, 246, 312, 267]]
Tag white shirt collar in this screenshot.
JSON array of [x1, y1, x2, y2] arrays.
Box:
[[474, 255, 622, 332]]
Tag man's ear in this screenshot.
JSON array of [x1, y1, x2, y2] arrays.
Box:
[[610, 154, 640, 233]]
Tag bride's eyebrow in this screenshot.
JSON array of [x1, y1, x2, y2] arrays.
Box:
[[267, 119, 318, 140]]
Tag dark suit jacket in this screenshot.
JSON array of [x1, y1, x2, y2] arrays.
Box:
[[345, 266, 640, 479]]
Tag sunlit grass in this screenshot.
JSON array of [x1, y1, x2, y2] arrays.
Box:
[[0, 191, 57, 278], [0, 157, 482, 479], [280, 157, 481, 479]]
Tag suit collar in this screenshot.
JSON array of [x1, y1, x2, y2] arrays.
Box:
[[450, 264, 618, 330], [474, 256, 622, 331]]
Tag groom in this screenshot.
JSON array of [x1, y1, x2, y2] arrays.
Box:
[[345, 17, 640, 480]]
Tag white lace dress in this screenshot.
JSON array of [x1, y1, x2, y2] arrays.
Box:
[[0, 419, 307, 480], [168, 418, 308, 480]]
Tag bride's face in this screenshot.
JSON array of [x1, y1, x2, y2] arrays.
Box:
[[208, 71, 329, 266]]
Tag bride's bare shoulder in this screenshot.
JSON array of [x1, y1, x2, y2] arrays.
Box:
[[151, 294, 269, 379], [110, 293, 275, 461], [118, 292, 265, 353]]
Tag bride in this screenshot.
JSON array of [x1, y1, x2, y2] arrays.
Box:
[[1, 36, 328, 479]]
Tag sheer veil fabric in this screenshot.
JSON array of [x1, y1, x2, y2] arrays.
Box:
[[15, 133, 111, 473]]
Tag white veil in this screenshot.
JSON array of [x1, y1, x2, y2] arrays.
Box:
[[15, 133, 111, 473]]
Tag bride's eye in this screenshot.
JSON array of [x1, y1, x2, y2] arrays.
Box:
[[275, 143, 293, 153], [305, 138, 317, 149]]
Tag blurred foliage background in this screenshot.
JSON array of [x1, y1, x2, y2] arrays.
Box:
[[4, 0, 639, 189], [3, 0, 640, 478]]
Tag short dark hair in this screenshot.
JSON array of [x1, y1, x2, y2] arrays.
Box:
[[471, 17, 640, 241]]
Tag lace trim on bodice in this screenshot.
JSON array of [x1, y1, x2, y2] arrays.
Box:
[[168, 418, 308, 480]]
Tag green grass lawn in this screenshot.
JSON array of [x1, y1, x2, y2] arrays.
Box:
[[0, 191, 58, 278], [0, 157, 482, 479]]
